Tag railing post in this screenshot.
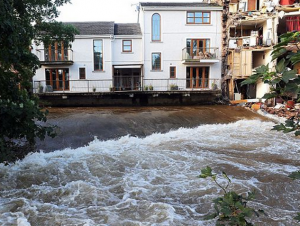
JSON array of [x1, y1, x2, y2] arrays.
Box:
[[88, 80, 89, 93]]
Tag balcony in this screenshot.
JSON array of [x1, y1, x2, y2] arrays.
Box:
[[33, 78, 221, 93], [36, 49, 74, 65], [182, 47, 219, 64]]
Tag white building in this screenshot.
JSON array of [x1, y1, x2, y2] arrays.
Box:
[[32, 2, 223, 93]]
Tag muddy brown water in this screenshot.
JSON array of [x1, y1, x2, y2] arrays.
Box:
[[36, 105, 267, 152], [1, 105, 300, 225]]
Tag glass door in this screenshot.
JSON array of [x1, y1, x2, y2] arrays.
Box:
[[186, 67, 209, 88], [46, 68, 69, 91]]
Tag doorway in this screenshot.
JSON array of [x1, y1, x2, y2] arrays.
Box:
[[113, 68, 141, 91], [45, 68, 69, 91], [187, 39, 210, 59], [186, 67, 209, 88]]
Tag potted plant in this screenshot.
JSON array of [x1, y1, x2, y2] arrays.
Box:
[[93, 87, 96, 92], [38, 85, 44, 93], [211, 82, 218, 90], [144, 85, 149, 91], [149, 84, 153, 91], [170, 84, 178, 90]]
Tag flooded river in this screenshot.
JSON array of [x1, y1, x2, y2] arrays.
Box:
[[0, 106, 300, 225]]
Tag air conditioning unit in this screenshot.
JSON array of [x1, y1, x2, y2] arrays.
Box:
[[234, 93, 242, 100]]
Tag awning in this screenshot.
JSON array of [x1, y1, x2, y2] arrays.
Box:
[[113, 65, 143, 69]]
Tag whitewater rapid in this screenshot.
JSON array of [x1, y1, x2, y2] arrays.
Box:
[[0, 120, 300, 225]]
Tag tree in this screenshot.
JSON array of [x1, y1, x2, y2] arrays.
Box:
[[0, 0, 78, 163], [242, 32, 300, 136], [242, 32, 300, 222]]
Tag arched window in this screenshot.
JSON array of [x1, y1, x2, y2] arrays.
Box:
[[152, 13, 161, 41]]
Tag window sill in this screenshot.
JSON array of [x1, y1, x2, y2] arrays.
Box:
[[92, 70, 105, 73], [150, 70, 163, 72], [150, 41, 163, 43], [121, 52, 134, 54]]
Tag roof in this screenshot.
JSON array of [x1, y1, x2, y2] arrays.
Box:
[[64, 22, 141, 36], [114, 23, 142, 35], [65, 22, 115, 35], [140, 2, 221, 7]]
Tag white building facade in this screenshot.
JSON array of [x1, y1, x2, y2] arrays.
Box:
[[32, 2, 223, 93]]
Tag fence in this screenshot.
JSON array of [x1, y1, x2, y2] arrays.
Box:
[[33, 78, 221, 93]]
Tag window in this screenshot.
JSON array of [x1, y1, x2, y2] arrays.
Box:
[[46, 68, 69, 91], [45, 41, 68, 61], [94, 40, 103, 71], [187, 12, 210, 24], [170, 66, 176, 78], [79, 68, 86, 79], [152, 53, 161, 70], [152, 13, 161, 41], [122, 40, 132, 52]]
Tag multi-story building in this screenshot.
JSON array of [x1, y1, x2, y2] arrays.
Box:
[[32, 2, 223, 95], [223, 0, 278, 100]]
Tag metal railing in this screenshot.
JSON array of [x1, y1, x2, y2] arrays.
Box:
[[33, 78, 221, 93], [182, 47, 219, 61], [36, 49, 73, 62]]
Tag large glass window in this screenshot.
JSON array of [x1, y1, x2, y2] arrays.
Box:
[[45, 41, 68, 61], [187, 11, 210, 24], [46, 68, 69, 91], [152, 53, 161, 70], [152, 13, 161, 41], [94, 40, 103, 71]]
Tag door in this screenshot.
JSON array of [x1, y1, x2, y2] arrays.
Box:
[[187, 39, 210, 59], [46, 68, 69, 91], [186, 67, 209, 88]]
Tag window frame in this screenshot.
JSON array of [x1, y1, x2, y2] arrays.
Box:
[[152, 13, 161, 41], [170, 66, 176, 78], [186, 11, 211, 24], [152, 52, 161, 71], [93, 39, 103, 71], [79, 67, 86, 79], [122, 40, 132, 52]]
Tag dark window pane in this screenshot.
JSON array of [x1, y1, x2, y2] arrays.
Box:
[[170, 67, 176, 78], [79, 68, 86, 79], [94, 40, 103, 70], [152, 53, 161, 70]]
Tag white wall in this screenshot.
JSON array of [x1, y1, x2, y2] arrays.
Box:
[[112, 37, 143, 65], [141, 9, 223, 89]]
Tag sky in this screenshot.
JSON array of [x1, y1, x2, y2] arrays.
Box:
[[56, 0, 189, 23]]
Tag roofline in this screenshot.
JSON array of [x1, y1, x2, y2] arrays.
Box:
[[141, 6, 223, 11]]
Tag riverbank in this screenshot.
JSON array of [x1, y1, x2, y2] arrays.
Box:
[[36, 105, 267, 152]]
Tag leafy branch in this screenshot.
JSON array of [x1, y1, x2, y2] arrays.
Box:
[[199, 167, 265, 226]]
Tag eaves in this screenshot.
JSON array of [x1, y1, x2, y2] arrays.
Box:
[[142, 7, 223, 11]]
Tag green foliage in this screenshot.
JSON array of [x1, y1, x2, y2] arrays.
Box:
[[0, 0, 77, 163], [199, 167, 265, 225]]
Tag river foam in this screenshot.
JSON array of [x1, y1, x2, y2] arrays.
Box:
[[0, 120, 300, 225]]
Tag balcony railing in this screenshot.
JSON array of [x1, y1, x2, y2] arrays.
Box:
[[33, 78, 221, 93], [36, 49, 73, 64], [182, 47, 219, 62]]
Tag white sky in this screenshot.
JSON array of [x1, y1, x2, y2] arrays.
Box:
[[57, 0, 189, 23]]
